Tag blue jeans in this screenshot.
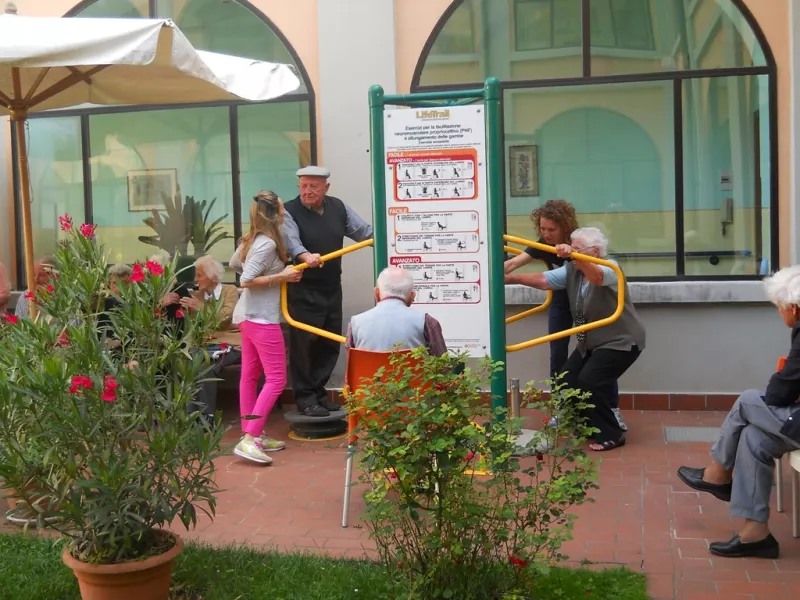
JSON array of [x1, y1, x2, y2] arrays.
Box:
[[548, 300, 620, 408]]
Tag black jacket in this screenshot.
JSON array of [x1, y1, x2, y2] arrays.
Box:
[[766, 324, 800, 441]]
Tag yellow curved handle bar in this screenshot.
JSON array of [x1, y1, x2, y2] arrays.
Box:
[[280, 239, 375, 344], [503, 235, 626, 353], [503, 245, 553, 324]]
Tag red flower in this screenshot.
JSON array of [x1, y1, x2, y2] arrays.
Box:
[[154, 307, 162, 318], [101, 375, 118, 403], [463, 451, 475, 463], [388, 472, 398, 480], [68, 375, 93, 394], [24, 290, 33, 300], [175, 309, 185, 319], [542, 417, 550, 425], [58, 214, 72, 232], [45, 284, 55, 293], [129, 264, 145, 283], [434, 383, 445, 391], [4, 314, 19, 325], [79, 223, 96, 238], [56, 332, 69, 347], [145, 261, 164, 276], [509, 555, 528, 568], [220, 342, 229, 350]]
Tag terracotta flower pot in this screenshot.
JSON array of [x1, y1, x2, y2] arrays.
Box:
[[62, 532, 184, 600]]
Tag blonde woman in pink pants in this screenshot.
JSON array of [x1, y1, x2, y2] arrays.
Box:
[[230, 191, 302, 465]]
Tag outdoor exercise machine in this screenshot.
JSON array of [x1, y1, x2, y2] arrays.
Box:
[[280, 78, 625, 442]]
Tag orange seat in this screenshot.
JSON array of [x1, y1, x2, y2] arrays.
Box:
[[777, 356, 787, 372], [341, 348, 423, 527]]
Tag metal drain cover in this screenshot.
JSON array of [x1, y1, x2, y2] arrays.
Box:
[[664, 426, 720, 443]]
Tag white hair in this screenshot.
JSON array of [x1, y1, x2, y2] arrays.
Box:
[[376, 266, 415, 301], [571, 227, 609, 258], [195, 255, 225, 283], [109, 263, 132, 278], [764, 265, 800, 308], [148, 251, 171, 265]]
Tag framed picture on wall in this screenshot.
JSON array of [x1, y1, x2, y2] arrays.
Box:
[[508, 145, 539, 198], [127, 168, 177, 212]]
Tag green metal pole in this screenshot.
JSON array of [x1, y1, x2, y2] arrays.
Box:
[[484, 77, 508, 416], [369, 85, 389, 278]]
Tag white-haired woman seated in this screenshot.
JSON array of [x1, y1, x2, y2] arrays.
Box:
[[179, 255, 239, 331], [677, 266, 800, 559], [505, 226, 645, 452]]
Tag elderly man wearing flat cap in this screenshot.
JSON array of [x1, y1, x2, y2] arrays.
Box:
[[283, 166, 373, 417]]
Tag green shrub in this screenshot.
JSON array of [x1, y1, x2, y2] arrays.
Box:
[[351, 350, 599, 599]]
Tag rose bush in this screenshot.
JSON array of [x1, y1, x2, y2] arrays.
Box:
[[0, 215, 225, 564]]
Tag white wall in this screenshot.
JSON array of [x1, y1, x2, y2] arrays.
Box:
[[317, 0, 397, 384], [505, 303, 787, 393]]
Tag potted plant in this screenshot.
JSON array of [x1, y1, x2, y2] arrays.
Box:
[[0, 216, 226, 600], [138, 189, 233, 284]]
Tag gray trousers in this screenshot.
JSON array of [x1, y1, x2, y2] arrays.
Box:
[[711, 389, 800, 523]]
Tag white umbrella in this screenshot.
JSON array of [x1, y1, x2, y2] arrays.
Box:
[[0, 13, 301, 300]]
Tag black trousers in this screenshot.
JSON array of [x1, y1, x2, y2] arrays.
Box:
[[190, 348, 242, 418], [288, 284, 343, 410], [561, 346, 640, 444]]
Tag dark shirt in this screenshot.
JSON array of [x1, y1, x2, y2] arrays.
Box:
[[766, 323, 800, 440], [524, 243, 569, 307]]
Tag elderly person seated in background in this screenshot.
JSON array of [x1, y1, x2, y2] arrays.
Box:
[[15, 256, 55, 319], [505, 227, 645, 452], [98, 264, 132, 344], [179, 255, 239, 331], [346, 266, 447, 356], [677, 266, 800, 559]]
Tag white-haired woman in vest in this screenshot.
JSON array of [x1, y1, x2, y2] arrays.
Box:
[[505, 226, 645, 451]]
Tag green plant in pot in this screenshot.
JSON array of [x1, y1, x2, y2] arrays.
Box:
[[138, 189, 233, 284], [0, 216, 226, 600]]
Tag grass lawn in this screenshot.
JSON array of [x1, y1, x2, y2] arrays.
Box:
[[0, 532, 649, 600]]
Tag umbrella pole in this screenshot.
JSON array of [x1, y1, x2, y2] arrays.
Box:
[[10, 110, 36, 318]]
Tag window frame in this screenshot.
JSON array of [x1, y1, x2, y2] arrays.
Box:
[[10, 0, 315, 288], [411, 0, 778, 282]]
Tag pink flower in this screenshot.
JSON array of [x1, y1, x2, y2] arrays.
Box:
[[4, 314, 19, 325], [56, 332, 69, 347], [24, 290, 33, 300], [175, 309, 185, 319], [220, 342, 229, 350], [45, 284, 54, 293], [79, 223, 96, 238], [69, 375, 93, 394], [101, 375, 118, 403], [129, 264, 145, 283], [58, 214, 72, 232], [463, 451, 475, 463], [145, 261, 164, 276]]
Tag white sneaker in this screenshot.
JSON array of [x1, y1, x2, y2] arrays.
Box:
[[255, 436, 286, 452], [234, 440, 273, 464], [613, 408, 628, 432]]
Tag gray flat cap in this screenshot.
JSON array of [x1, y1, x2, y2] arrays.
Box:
[[296, 166, 330, 178]]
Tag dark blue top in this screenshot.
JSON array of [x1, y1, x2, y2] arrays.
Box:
[[524, 244, 569, 308]]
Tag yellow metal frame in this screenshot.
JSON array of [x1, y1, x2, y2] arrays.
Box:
[[280, 239, 375, 344], [503, 235, 625, 353], [503, 245, 552, 325]]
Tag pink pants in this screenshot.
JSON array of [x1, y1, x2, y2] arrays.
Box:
[[239, 321, 287, 436]]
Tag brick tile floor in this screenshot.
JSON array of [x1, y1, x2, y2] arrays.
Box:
[[180, 407, 800, 599]]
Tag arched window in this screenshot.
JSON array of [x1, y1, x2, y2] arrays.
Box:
[[14, 0, 313, 278], [413, 0, 776, 279]]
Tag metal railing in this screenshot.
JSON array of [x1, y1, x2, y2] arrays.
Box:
[[503, 235, 626, 353], [280, 239, 375, 344], [503, 244, 552, 324]]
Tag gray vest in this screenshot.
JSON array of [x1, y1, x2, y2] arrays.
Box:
[[565, 262, 646, 355], [349, 299, 427, 352]]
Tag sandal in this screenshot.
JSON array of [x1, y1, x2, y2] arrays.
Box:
[[589, 436, 626, 452]]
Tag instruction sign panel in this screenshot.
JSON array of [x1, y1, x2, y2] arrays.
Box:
[[384, 105, 489, 356]]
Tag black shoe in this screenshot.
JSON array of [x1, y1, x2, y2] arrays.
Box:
[[302, 405, 330, 418], [677, 466, 732, 502], [319, 399, 342, 413], [709, 534, 779, 559]]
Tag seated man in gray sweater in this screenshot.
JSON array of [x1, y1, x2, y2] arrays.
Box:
[[346, 266, 447, 356]]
